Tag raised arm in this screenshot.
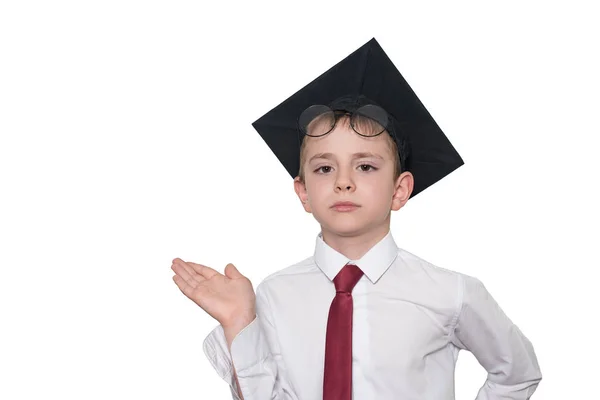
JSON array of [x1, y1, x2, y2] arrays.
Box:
[[450, 274, 542, 399], [171, 258, 298, 399], [207, 282, 299, 399]]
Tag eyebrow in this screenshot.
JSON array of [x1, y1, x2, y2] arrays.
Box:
[[308, 152, 384, 163]]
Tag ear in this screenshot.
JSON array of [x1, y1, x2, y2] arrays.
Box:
[[391, 171, 414, 211], [294, 176, 312, 213]]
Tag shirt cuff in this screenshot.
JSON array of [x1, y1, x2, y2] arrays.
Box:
[[203, 323, 236, 385], [229, 316, 270, 373]]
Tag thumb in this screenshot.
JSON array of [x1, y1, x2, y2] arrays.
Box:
[[224, 263, 242, 279]]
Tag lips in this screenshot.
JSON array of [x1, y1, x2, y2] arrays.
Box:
[[331, 201, 360, 212], [331, 201, 359, 207]]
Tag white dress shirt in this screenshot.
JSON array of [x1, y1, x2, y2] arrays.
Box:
[[203, 230, 542, 399]]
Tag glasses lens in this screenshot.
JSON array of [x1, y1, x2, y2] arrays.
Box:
[[299, 105, 335, 137], [351, 105, 388, 136]]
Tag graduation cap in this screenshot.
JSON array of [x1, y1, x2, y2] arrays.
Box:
[[251, 38, 464, 198]]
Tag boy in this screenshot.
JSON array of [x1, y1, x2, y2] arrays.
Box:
[[171, 38, 542, 399]]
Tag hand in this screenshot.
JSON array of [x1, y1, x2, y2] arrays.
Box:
[[171, 258, 256, 329]]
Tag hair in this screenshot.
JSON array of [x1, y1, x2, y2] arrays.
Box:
[[297, 115, 407, 183]]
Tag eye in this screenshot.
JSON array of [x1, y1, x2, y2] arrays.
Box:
[[315, 166, 333, 174], [359, 164, 377, 172]]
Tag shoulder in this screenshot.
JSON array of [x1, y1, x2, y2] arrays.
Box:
[[396, 247, 459, 277], [394, 247, 482, 295], [255, 255, 319, 294], [391, 248, 490, 322]]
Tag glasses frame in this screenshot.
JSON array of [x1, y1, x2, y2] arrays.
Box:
[[298, 104, 390, 138]]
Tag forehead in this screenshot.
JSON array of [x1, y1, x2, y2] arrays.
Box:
[[304, 120, 391, 160]]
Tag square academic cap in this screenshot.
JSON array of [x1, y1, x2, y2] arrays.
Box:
[[251, 38, 464, 198]]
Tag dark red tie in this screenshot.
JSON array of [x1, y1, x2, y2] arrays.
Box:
[[323, 263, 364, 400]]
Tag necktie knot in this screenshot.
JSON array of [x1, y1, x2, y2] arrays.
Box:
[[333, 263, 364, 294]]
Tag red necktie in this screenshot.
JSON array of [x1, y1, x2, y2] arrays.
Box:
[[323, 263, 364, 400]]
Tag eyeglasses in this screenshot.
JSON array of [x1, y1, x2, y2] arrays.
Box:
[[298, 104, 390, 138]]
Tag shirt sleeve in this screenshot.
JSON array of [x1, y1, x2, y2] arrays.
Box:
[[450, 274, 543, 399], [202, 281, 300, 399]]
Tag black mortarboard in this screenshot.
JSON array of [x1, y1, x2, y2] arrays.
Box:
[[251, 38, 464, 198]]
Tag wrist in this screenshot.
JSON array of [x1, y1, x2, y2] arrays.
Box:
[[222, 313, 256, 332], [222, 314, 256, 349]]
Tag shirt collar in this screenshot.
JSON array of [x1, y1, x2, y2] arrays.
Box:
[[314, 230, 399, 284]]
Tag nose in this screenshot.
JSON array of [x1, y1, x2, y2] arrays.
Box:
[[335, 171, 355, 192]]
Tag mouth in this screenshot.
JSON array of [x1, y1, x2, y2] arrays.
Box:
[[331, 202, 360, 212]]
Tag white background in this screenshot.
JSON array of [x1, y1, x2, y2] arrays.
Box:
[[1, 1, 598, 399]]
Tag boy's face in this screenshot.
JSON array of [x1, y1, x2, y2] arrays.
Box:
[[294, 118, 414, 237]]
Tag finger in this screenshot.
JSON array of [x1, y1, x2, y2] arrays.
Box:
[[176, 259, 201, 280], [171, 260, 203, 289], [185, 261, 222, 280], [173, 274, 196, 299]]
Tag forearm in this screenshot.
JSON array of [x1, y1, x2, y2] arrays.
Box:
[[452, 275, 542, 399], [475, 376, 542, 400], [232, 368, 244, 399], [203, 285, 298, 399], [474, 320, 542, 399], [224, 319, 255, 400]]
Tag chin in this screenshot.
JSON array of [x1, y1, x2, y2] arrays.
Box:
[[322, 219, 370, 236]]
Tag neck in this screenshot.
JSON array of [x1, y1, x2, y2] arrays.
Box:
[[320, 219, 391, 260]]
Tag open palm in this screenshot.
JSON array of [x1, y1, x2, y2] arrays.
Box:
[[171, 258, 256, 328]]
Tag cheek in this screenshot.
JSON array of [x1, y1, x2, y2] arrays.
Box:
[[306, 180, 328, 199], [360, 174, 389, 189], [360, 177, 395, 200]]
